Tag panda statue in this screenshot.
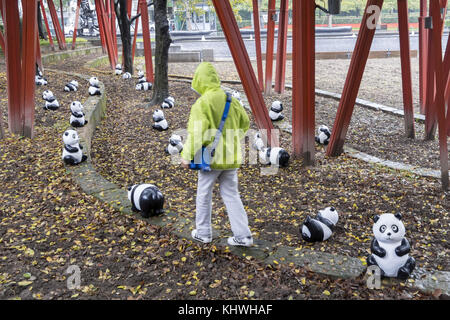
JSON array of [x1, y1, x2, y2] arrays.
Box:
[[136, 82, 152, 91], [115, 64, 123, 75], [70, 101, 88, 128], [165, 134, 183, 155], [88, 77, 101, 96], [64, 80, 79, 92], [122, 72, 132, 80], [35, 75, 48, 86], [367, 213, 416, 280], [252, 132, 265, 152], [231, 90, 244, 106], [315, 125, 331, 145], [62, 129, 87, 165], [152, 109, 169, 131], [161, 96, 175, 109], [259, 147, 290, 167], [301, 207, 338, 242], [269, 101, 284, 121], [127, 184, 165, 218], [137, 70, 147, 84], [42, 90, 60, 110]]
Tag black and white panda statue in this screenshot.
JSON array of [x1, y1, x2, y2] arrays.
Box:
[[42, 90, 60, 110], [161, 96, 175, 109], [259, 147, 290, 167], [88, 77, 101, 96], [252, 132, 265, 152], [62, 129, 87, 165], [136, 82, 152, 91], [269, 101, 284, 121], [315, 125, 331, 145], [70, 101, 88, 128], [152, 109, 168, 131], [35, 75, 48, 86], [231, 90, 244, 106], [122, 72, 132, 80], [127, 184, 165, 218], [64, 80, 79, 92], [301, 207, 338, 242], [137, 70, 147, 84], [115, 63, 123, 75], [165, 134, 183, 155], [367, 213, 416, 280]]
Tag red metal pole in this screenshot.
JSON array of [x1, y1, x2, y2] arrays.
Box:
[[0, 30, 4, 52], [264, 0, 276, 95], [292, 0, 315, 164], [252, 0, 264, 91], [430, 0, 449, 190], [47, 0, 67, 50], [94, 0, 107, 53], [110, 0, 118, 62], [59, 0, 65, 36], [211, 0, 277, 146], [72, 0, 82, 50], [327, 0, 385, 157], [274, 0, 289, 94], [127, 0, 132, 19], [40, 0, 55, 51], [139, 0, 154, 82], [132, 5, 141, 64], [397, 0, 415, 139], [96, 0, 117, 69], [418, 0, 427, 114]]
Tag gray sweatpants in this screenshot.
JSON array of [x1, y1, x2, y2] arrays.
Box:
[[195, 169, 252, 240]]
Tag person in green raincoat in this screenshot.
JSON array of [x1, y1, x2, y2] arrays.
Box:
[[180, 62, 253, 247]]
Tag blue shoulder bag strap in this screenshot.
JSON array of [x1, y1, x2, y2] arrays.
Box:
[[209, 92, 232, 158]]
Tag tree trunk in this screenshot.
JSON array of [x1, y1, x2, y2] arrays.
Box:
[[0, 109, 4, 139], [115, 0, 133, 74], [150, 0, 172, 106], [37, 1, 47, 40]]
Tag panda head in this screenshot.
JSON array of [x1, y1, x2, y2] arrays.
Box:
[[115, 64, 122, 70], [42, 90, 54, 101], [318, 207, 338, 225], [135, 83, 143, 91], [70, 101, 83, 113], [63, 129, 79, 145], [89, 77, 99, 86], [169, 134, 182, 145], [70, 80, 79, 88], [122, 72, 131, 79], [153, 109, 165, 122], [231, 90, 241, 100], [373, 213, 405, 243], [271, 101, 283, 112], [274, 148, 290, 167], [137, 70, 145, 78]]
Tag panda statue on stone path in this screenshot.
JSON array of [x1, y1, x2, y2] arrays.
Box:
[[88, 77, 101, 96], [367, 213, 416, 280], [70, 101, 88, 128], [62, 129, 87, 165], [301, 207, 339, 242], [127, 184, 165, 218]]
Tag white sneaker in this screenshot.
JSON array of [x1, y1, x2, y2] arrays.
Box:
[[227, 236, 253, 247], [191, 229, 212, 244]]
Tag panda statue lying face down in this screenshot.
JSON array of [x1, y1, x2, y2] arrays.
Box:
[[64, 80, 79, 92], [161, 96, 175, 109], [62, 129, 87, 165], [136, 82, 152, 91], [259, 147, 290, 167], [70, 101, 88, 128], [88, 77, 101, 96], [128, 184, 165, 218], [301, 207, 338, 242], [315, 125, 331, 145], [367, 213, 416, 280]]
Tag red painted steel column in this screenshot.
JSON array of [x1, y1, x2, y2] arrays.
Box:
[[132, 5, 141, 64], [47, 0, 67, 50], [211, 0, 277, 146], [397, 0, 415, 139], [274, 0, 288, 94], [59, 0, 65, 35], [252, 0, 264, 91], [430, 0, 449, 190], [139, 0, 154, 82], [127, 0, 132, 19], [40, 0, 55, 51], [0, 30, 4, 52], [418, 0, 427, 114], [264, 0, 276, 95], [327, 0, 384, 157], [94, 0, 107, 53], [2, 0, 23, 134], [21, 0, 38, 138], [292, 0, 315, 164], [96, 0, 117, 69], [111, 0, 119, 62], [72, 0, 82, 50]]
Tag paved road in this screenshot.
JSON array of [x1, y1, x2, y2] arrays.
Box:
[[173, 33, 449, 59]]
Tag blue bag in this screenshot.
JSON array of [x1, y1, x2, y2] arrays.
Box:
[[189, 92, 232, 172]]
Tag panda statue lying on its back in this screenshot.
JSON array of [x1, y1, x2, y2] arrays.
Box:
[[128, 184, 165, 218], [161, 96, 175, 109], [62, 129, 87, 165], [301, 207, 338, 242], [64, 80, 79, 92], [367, 213, 416, 280]]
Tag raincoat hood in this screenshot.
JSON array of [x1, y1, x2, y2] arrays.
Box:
[[191, 62, 221, 95]]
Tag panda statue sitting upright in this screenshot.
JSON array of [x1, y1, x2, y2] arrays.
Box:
[[315, 125, 331, 145], [42, 90, 60, 110], [62, 129, 87, 165], [269, 101, 284, 121], [301, 207, 338, 242], [127, 184, 165, 218], [152, 109, 169, 131], [70, 101, 88, 128], [122, 72, 132, 80], [88, 77, 101, 96], [161, 96, 175, 109], [115, 64, 123, 75], [137, 70, 147, 84], [367, 213, 416, 280], [259, 147, 290, 167], [165, 134, 183, 155]]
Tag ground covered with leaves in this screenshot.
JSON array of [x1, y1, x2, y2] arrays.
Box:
[[0, 53, 447, 300]]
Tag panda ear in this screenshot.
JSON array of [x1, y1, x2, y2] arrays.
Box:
[[394, 213, 402, 220], [373, 215, 380, 223]]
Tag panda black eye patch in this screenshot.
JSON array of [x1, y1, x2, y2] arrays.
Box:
[[392, 225, 399, 233], [380, 225, 387, 233]]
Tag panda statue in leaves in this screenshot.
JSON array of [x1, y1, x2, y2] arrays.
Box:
[[152, 109, 168, 131], [161, 96, 175, 109], [315, 125, 331, 145], [367, 213, 416, 280], [122, 72, 132, 80], [62, 129, 87, 165], [70, 101, 88, 128], [136, 82, 152, 91], [64, 80, 79, 92], [137, 70, 147, 84], [115, 63, 123, 75], [259, 147, 290, 168], [165, 134, 183, 155], [88, 77, 101, 96], [35, 65, 48, 86], [301, 207, 338, 242], [269, 101, 284, 121], [231, 90, 244, 106], [42, 90, 60, 110], [127, 184, 165, 218]]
